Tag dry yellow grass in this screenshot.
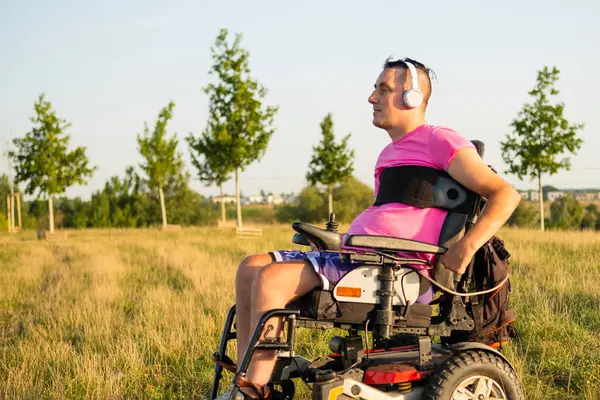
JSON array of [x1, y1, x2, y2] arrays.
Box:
[[0, 225, 598, 399]]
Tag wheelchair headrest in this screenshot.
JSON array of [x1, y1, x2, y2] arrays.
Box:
[[471, 140, 485, 158]]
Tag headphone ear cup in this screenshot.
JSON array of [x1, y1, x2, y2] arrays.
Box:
[[403, 89, 424, 109]]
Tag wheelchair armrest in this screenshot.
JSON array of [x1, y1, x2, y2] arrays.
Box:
[[291, 222, 342, 250], [343, 234, 447, 254], [292, 233, 310, 246]]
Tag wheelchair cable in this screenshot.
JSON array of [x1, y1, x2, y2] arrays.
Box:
[[400, 269, 419, 305], [416, 270, 510, 297], [364, 319, 370, 365]]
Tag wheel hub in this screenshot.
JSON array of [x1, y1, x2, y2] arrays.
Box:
[[452, 375, 507, 400]]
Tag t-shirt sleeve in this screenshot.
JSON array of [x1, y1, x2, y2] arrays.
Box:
[[429, 127, 476, 170], [373, 169, 381, 200]]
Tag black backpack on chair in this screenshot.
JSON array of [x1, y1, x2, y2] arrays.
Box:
[[462, 235, 517, 348]]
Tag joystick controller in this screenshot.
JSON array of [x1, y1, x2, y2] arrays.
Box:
[[325, 213, 338, 233]]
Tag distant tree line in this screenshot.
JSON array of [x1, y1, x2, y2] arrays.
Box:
[[507, 196, 600, 231], [0, 171, 373, 231]]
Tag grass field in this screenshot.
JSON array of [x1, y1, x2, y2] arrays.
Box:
[[0, 224, 599, 399]]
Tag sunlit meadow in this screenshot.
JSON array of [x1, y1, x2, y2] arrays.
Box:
[[0, 225, 598, 399]]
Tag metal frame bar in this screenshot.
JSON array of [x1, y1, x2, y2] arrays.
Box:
[[211, 305, 238, 400], [237, 309, 299, 375], [210, 307, 300, 399]]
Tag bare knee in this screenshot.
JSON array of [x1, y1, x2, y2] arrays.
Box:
[[236, 253, 272, 288], [252, 261, 319, 303]]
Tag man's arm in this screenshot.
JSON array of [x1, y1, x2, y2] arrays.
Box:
[[438, 147, 521, 274]]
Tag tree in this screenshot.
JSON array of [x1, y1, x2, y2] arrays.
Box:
[[202, 28, 278, 229], [90, 166, 149, 228], [275, 185, 326, 224], [507, 202, 540, 229], [306, 113, 355, 217], [9, 93, 95, 233], [500, 66, 584, 231], [186, 125, 234, 223], [581, 203, 599, 231], [331, 176, 373, 222], [549, 195, 584, 230], [137, 101, 184, 229]]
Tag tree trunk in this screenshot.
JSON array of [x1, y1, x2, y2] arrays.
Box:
[[538, 172, 544, 231], [48, 196, 54, 233], [10, 194, 15, 231], [220, 184, 226, 222], [328, 183, 333, 217], [236, 167, 242, 230], [159, 186, 167, 228]]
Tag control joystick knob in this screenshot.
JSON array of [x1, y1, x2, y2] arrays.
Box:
[[326, 213, 338, 233]]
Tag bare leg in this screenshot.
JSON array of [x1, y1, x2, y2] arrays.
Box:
[[242, 260, 321, 396], [235, 253, 273, 367]]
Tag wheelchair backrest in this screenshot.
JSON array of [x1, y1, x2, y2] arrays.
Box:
[[438, 140, 485, 246], [435, 140, 486, 287]]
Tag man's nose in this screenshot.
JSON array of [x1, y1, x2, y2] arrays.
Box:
[[368, 92, 377, 104]]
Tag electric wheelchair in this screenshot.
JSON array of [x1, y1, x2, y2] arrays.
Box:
[[210, 141, 525, 400]]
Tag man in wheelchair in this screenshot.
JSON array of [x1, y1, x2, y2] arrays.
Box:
[[213, 57, 522, 399]]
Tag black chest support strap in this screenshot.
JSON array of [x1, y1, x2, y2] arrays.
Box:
[[373, 165, 480, 215]]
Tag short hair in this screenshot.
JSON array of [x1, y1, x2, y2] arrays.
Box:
[[382, 57, 436, 106]]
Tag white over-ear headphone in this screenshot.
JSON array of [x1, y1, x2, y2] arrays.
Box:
[[401, 59, 424, 109]]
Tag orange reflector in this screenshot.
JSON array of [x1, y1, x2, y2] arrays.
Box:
[[336, 287, 362, 297]]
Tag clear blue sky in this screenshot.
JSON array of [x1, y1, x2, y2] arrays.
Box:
[[1, 0, 598, 200]]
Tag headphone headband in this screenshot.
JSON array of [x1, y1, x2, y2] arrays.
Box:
[[400, 58, 424, 109], [402, 58, 420, 92]]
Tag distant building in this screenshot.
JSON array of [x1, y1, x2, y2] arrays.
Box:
[[575, 192, 597, 201], [212, 195, 236, 204], [266, 195, 284, 205], [214, 192, 296, 206], [517, 188, 599, 203], [547, 191, 566, 201], [529, 191, 540, 201]]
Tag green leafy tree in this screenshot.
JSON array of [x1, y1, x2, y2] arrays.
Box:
[[306, 113, 355, 217], [9, 93, 95, 233], [137, 100, 184, 229], [507, 202, 540, 229], [275, 176, 371, 224], [90, 166, 149, 228], [186, 125, 234, 223], [581, 203, 599, 231], [203, 28, 278, 229], [57, 197, 90, 228], [275, 185, 326, 224], [331, 176, 373, 222], [549, 195, 584, 230], [500, 66, 584, 231]]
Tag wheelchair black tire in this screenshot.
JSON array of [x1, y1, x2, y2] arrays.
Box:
[[422, 350, 525, 400]]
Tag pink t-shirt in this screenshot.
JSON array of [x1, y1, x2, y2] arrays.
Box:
[[346, 124, 475, 268]]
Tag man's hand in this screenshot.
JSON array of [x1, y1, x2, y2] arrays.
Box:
[[437, 237, 477, 275]]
